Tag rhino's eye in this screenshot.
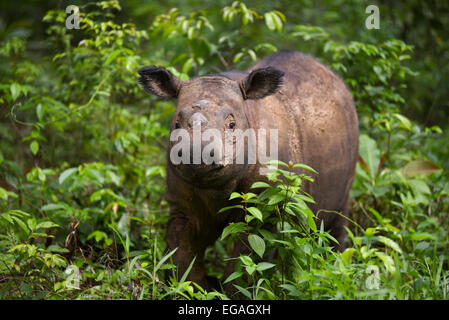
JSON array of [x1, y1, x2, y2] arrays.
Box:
[[225, 114, 236, 130]]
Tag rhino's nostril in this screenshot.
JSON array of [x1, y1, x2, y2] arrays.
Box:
[[178, 149, 182, 157]]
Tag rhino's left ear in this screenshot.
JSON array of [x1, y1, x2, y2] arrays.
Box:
[[138, 66, 183, 99], [239, 67, 284, 100]]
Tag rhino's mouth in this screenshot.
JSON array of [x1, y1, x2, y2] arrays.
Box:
[[172, 162, 233, 187], [175, 162, 223, 177]]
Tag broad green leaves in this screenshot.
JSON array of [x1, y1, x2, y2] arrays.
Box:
[[223, 1, 259, 25], [359, 134, 380, 180], [59, 168, 78, 185], [247, 207, 263, 222], [218, 162, 322, 297], [264, 11, 286, 32], [30, 141, 39, 155], [221, 222, 247, 240], [10, 82, 23, 100], [248, 234, 265, 258]]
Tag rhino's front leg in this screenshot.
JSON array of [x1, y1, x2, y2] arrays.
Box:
[[164, 213, 210, 290]]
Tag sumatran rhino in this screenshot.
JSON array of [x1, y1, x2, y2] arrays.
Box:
[[138, 50, 359, 292]]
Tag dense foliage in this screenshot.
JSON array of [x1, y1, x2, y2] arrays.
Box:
[[0, 0, 447, 299]]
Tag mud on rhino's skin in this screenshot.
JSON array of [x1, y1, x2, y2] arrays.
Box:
[[138, 50, 359, 294]]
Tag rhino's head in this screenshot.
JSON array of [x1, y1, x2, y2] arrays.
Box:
[[138, 66, 284, 187]]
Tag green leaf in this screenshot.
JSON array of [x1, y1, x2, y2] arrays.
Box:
[[37, 221, 60, 229], [182, 57, 194, 74], [359, 134, 380, 179], [293, 163, 318, 173], [248, 234, 265, 258], [274, 10, 286, 22], [247, 206, 263, 221], [267, 159, 289, 167], [264, 12, 275, 31], [30, 232, 51, 239], [233, 52, 245, 64], [221, 222, 247, 240], [30, 141, 39, 155], [180, 256, 196, 283], [407, 179, 431, 205], [224, 271, 243, 284], [272, 11, 283, 32], [229, 192, 241, 200], [375, 251, 396, 274], [10, 82, 21, 100], [247, 49, 257, 61], [409, 232, 435, 241], [393, 113, 412, 131], [267, 193, 284, 205], [109, 224, 129, 257], [250, 181, 270, 189], [105, 49, 121, 65], [239, 255, 254, 266], [27, 218, 36, 231], [259, 229, 275, 241], [187, 26, 195, 39], [146, 166, 165, 178], [233, 284, 251, 299], [41, 203, 65, 211], [340, 248, 357, 265], [47, 245, 70, 253], [87, 230, 107, 242], [0, 187, 8, 200], [280, 284, 302, 297], [377, 236, 402, 254], [218, 204, 244, 213], [36, 103, 44, 121], [11, 216, 29, 234], [1, 213, 13, 224], [5, 210, 30, 218], [304, 209, 317, 232], [107, 171, 121, 186], [256, 262, 275, 271], [365, 227, 378, 237], [90, 189, 105, 202], [59, 168, 78, 185], [154, 247, 178, 272]]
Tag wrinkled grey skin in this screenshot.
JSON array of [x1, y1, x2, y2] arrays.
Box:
[[138, 50, 359, 295]]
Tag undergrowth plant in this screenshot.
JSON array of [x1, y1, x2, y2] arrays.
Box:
[[219, 160, 447, 299]]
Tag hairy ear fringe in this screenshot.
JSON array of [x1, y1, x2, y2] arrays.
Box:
[[138, 66, 182, 99], [240, 67, 285, 100]]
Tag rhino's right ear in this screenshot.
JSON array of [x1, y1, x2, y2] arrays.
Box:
[[138, 66, 183, 99], [239, 67, 284, 100]]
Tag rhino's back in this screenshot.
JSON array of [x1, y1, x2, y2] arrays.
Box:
[[248, 50, 359, 219]]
